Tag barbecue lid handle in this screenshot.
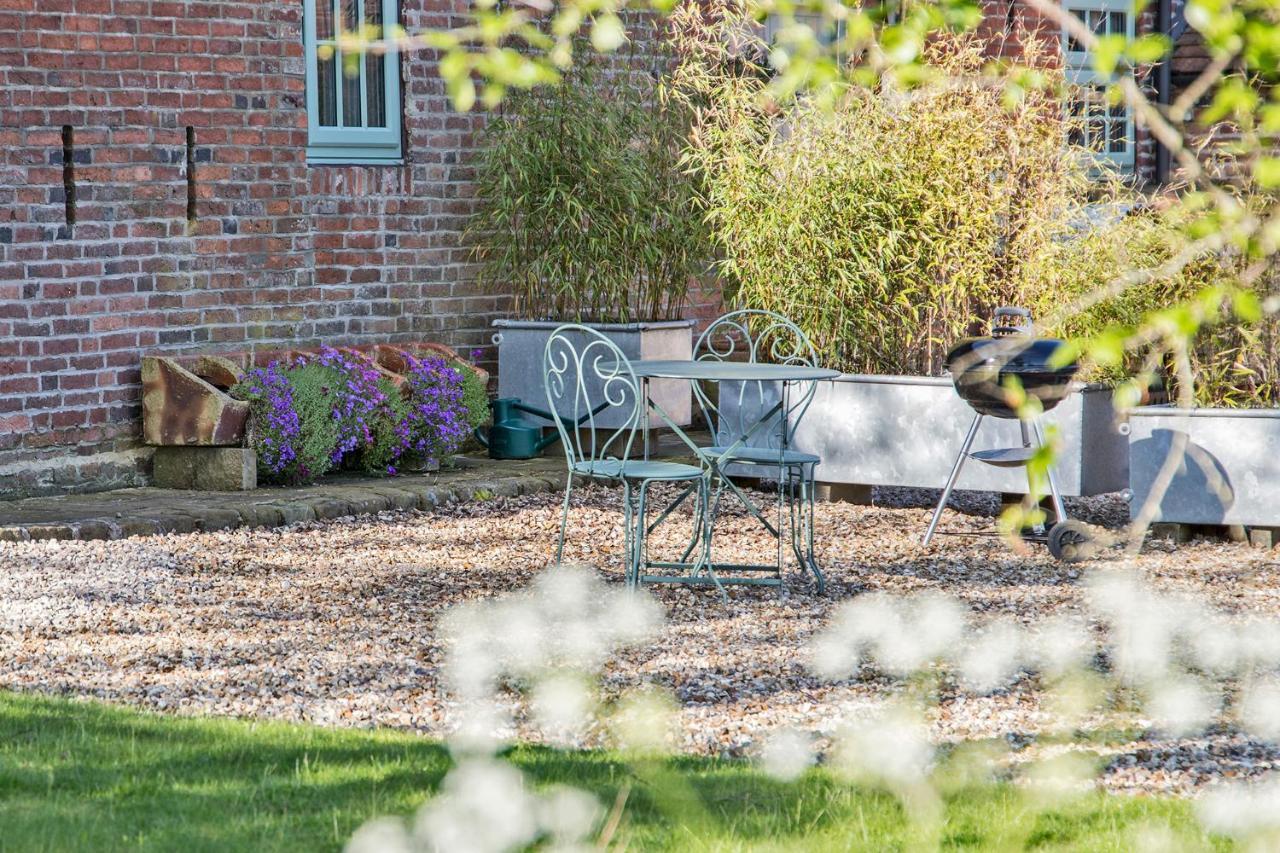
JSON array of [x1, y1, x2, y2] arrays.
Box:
[[991, 306, 1033, 337]]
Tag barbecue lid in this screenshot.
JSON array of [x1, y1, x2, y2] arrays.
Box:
[[944, 307, 1079, 417]]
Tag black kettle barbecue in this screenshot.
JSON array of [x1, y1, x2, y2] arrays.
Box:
[[921, 307, 1098, 561]]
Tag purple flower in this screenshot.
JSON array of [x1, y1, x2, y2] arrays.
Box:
[[402, 355, 470, 466], [238, 362, 301, 475], [298, 347, 388, 466]]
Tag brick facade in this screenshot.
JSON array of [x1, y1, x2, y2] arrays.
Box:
[[0, 1, 1193, 500], [0, 0, 565, 499]]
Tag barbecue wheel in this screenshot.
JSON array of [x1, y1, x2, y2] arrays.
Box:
[[1047, 520, 1099, 562]]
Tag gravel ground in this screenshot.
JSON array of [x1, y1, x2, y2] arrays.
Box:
[[2, 483, 1279, 796]]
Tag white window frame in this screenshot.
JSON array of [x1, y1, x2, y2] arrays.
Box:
[[303, 0, 402, 165], [1062, 0, 1136, 172]]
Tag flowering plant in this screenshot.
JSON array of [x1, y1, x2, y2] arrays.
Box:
[[233, 361, 341, 485], [400, 355, 473, 469], [299, 347, 389, 467], [232, 347, 484, 484]]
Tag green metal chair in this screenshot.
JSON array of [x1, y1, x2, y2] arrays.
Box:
[[692, 309, 825, 592], [544, 324, 710, 589]]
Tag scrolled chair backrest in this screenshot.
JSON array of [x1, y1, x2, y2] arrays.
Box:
[[543, 324, 643, 474], [695, 309, 820, 450]]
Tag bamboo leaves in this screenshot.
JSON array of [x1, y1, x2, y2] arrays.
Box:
[[467, 56, 708, 324]]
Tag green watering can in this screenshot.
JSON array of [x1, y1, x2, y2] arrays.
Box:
[[474, 397, 612, 460]]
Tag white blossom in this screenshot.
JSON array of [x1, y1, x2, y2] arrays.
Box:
[[344, 817, 414, 853], [832, 706, 934, 786], [957, 616, 1023, 693], [536, 786, 604, 852], [1240, 678, 1280, 742], [1146, 677, 1219, 737], [1196, 778, 1280, 837], [1025, 614, 1094, 677], [758, 727, 815, 782], [531, 673, 596, 746], [414, 758, 541, 853]]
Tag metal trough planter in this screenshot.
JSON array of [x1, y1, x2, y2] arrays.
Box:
[[1125, 406, 1280, 526], [719, 374, 1128, 496], [492, 318, 694, 429]]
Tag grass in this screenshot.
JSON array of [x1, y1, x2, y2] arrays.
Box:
[[0, 691, 1227, 852]]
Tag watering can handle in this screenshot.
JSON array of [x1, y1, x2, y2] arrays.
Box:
[[474, 426, 490, 448]]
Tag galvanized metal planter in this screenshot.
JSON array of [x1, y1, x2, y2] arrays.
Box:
[[1125, 406, 1280, 526], [719, 374, 1127, 496], [493, 319, 694, 429]]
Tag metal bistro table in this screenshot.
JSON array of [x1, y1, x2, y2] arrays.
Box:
[[614, 359, 840, 594]]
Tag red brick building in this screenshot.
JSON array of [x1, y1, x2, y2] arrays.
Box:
[[0, 0, 1208, 500], [0, 0, 541, 498]]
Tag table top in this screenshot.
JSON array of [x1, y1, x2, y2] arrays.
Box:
[[610, 359, 841, 382]]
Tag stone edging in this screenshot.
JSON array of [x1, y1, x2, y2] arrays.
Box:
[[0, 471, 566, 544]]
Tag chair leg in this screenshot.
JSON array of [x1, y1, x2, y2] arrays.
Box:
[[622, 481, 636, 588], [555, 474, 573, 566], [635, 479, 652, 585], [694, 474, 727, 601], [801, 465, 825, 594]]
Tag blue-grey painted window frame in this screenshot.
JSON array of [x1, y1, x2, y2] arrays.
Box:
[[1062, 0, 1136, 173], [303, 0, 403, 165]]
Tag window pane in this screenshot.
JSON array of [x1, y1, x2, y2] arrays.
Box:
[[1109, 11, 1126, 35], [1066, 9, 1085, 51], [342, 0, 358, 32], [365, 0, 386, 127], [317, 0, 335, 40], [366, 54, 386, 127], [342, 55, 363, 126], [1068, 97, 1084, 145], [318, 50, 337, 126], [1088, 98, 1105, 152], [1110, 121, 1127, 152]]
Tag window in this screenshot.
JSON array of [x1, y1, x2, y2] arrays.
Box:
[[303, 0, 402, 165], [1062, 0, 1135, 171]]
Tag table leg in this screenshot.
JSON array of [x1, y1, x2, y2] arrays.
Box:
[[642, 377, 651, 460]]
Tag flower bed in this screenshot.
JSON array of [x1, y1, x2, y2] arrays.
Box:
[[140, 343, 489, 487], [232, 346, 486, 485]]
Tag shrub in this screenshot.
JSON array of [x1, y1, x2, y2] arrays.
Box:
[[467, 52, 708, 323], [459, 366, 490, 432], [304, 347, 391, 467], [674, 24, 1110, 376], [358, 377, 412, 477], [401, 356, 474, 468], [234, 361, 342, 485], [1029, 205, 1275, 407]]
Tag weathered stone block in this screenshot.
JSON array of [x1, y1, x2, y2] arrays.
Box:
[[192, 354, 245, 389], [152, 446, 257, 491], [142, 357, 249, 446]]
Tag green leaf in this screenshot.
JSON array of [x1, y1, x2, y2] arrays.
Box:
[[1255, 156, 1280, 189], [1126, 34, 1171, 64], [1233, 289, 1263, 323], [1091, 34, 1128, 76]]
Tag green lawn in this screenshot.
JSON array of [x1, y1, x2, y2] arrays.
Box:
[[0, 692, 1225, 852]]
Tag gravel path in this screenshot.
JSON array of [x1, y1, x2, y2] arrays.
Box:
[[3, 484, 1279, 796]]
